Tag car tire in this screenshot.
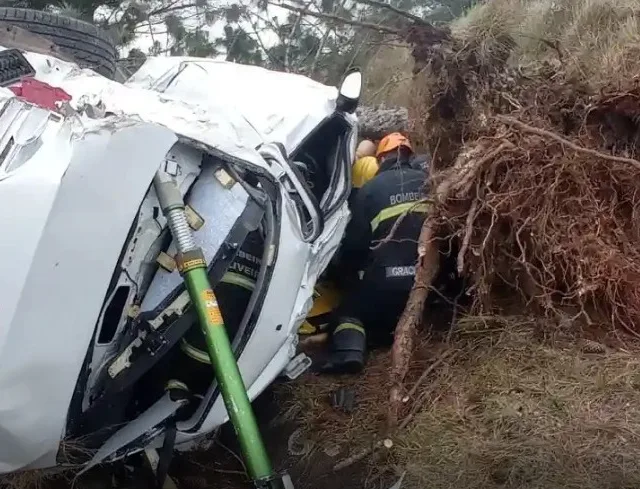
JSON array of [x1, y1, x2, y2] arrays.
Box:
[[0, 7, 117, 79]]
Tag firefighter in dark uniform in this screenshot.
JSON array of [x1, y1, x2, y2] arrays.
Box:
[[166, 230, 263, 397], [321, 132, 428, 374], [300, 149, 379, 337]]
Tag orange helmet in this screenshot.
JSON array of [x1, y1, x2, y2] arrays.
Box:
[[376, 132, 413, 158]]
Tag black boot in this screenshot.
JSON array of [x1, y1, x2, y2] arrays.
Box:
[[319, 319, 366, 374]]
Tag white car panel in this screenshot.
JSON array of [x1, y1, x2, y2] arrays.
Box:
[[0, 115, 177, 472], [140, 165, 249, 312], [126, 57, 339, 154], [0, 45, 357, 473]]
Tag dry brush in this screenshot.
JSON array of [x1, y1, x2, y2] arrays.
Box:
[[389, 16, 640, 425]]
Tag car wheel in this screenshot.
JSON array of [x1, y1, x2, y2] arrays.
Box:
[[0, 7, 117, 79]]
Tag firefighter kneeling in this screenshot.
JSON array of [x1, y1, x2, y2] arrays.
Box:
[[320, 133, 428, 374]]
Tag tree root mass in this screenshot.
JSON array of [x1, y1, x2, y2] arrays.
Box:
[[389, 23, 640, 423]]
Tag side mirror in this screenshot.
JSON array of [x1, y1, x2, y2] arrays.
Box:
[[336, 69, 362, 114]]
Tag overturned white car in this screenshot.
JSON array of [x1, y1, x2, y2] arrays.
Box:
[[0, 39, 361, 473]]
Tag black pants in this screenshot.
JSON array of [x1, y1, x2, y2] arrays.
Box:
[[335, 274, 412, 347]]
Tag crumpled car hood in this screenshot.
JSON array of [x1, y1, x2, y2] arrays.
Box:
[[126, 57, 340, 153], [16, 52, 339, 163]]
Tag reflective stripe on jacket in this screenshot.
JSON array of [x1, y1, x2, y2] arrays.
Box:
[[341, 158, 427, 286], [180, 271, 256, 364], [180, 230, 262, 364]]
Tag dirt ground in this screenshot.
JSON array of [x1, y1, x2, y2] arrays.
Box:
[[5, 315, 640, 489], [168, 387, 394, 489], [274, 315, 640, 489], [0, 384, 386, 489]]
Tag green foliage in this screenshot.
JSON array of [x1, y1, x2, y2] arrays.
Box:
[[6, 0, 475, 81], [118, 46, 146, 74], [215, 24, 262, 64], [165, 13, 187, 41], [427, 0, 478, 22], [173, 29, 217, 56]]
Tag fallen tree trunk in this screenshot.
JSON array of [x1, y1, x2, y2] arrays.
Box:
[[387, 143, 509, 429], [357, 105, 408, 140], [388, 216, 440, 431]]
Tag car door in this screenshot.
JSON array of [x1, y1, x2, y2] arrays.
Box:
[[257, 113, 355, 327], [310, 115, 357, 279], [259, 115, 356, 279], [285, 112, 357, 281]]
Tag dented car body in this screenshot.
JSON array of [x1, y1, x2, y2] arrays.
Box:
[[0, 50, 357, 473]]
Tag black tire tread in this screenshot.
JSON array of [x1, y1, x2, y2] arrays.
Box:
[[0, 7, 117, 78]]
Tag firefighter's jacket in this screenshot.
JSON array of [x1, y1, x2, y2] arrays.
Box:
[[180, 231, 262, 363], [341, 159, 428, 290]]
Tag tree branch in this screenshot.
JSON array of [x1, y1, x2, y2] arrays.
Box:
[[354, 0, 429, 26], [149, 2, 200, 17], [309, 24, 331, 75], [344, 29, 372, 74], [245, 8, 286, 42], [284, 0, 314, 71], [225, 27, 243, 61], [310, 0, 346, 76], [268, 2, 401, 35], [243, 11, 278, 65]]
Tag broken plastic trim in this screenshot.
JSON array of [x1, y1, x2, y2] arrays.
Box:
[[97, 285, 131, 344], [254, 473, 296, 489], [261, 142, 324, 242], [65, 208, 145, 442], [94, 200, 265, 399], [322, 121, 354, 217], [289, 112, 353, 218], [283, 353, 312, 380], [69, 203, 264, 449]]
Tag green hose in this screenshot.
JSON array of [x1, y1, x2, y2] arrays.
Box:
[[153, 171, 274, 482], [180, 255, 273, 480]]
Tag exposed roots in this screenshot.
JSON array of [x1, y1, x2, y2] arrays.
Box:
[[444, 114, 640, 336], [402, 21, 640, 335], [387, 24, 640, 425]]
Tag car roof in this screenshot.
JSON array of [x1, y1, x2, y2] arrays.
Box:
[[126, 57, 342, 154], [5, 48, 347, 170]]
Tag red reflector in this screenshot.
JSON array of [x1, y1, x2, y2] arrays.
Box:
[[9, 78, 71, 112]]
